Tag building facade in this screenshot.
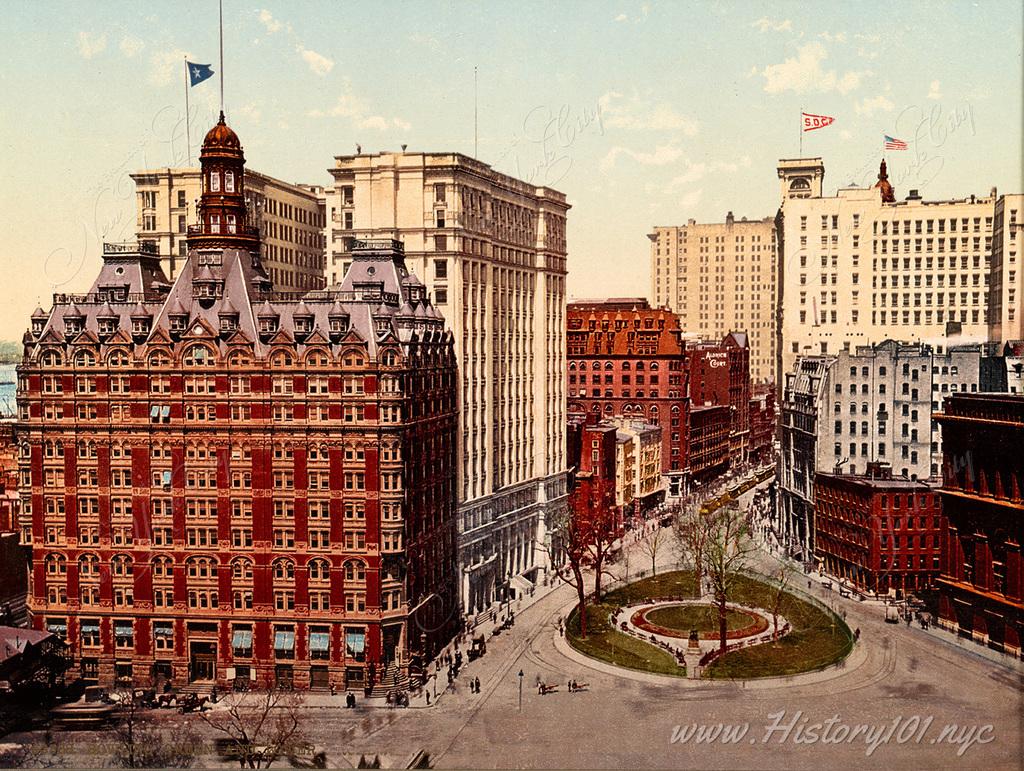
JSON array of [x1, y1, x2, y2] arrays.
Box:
[[987, 194, 1023, 344], [649, 214, 777, 383], [567, 299, 691, 496], [566, 414, 620, 534], [935, 394, 1024, 658], [325, 151, 570, 615], [688, 404, 730, 488], [691, 333, 752, 465], [130, 167, 327, 292], [18, 115, 459, 690], [749, 386, 776, 466], [815, 464, 944, 595], [776, 157, 1021, 385], [605, 417, 664, 516]]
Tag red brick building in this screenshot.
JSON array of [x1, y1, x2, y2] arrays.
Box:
[[688, 405, 730, 486], [815, 463, 944, 595], [690, 332, 751, 465], [566, 414, 620, 533], [567, 299, 690, 496], [16, 115, 459, 690], [935, 394, 1023, 658]]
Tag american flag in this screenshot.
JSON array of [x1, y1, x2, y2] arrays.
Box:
[[884, 135, 908, 150]]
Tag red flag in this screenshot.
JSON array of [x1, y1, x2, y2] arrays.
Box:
[[802, 112, 835, 132]]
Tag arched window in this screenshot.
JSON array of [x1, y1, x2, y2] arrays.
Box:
[[148, 350, 171, 368], [568, 362, 577, 371], [111, 554, 133, 577], [78, 553, 100, 577], [45, 553, 67, 575], [380, 349, 399, 367], [308, 558, 330, 582], [343, 351, 364, 368], [231, 558, 254, 581], [151, 555, 173, 579], [40, 350, 63, 367], [273, 559, 295, 581], [305, 349, 330, 367], [227, 349, 252, 366], [186, 556, 216, 579], [621, 361, 631, 370], [270, 351, 294, 368], [183, 344, 215, 367], [343, 560, 366, 582], [604, 362, 613, 370], [650, 362, 659, 371], [73, 350, 97, 367], [107, 350, 130, 367]]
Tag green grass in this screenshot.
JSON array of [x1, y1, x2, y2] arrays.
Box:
[[645, 604, 752, 634], [565, 570, 852, 680]]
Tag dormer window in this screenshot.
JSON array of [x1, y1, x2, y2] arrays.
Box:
[[375, 318, 390, 333], [329, 316, 348, 334], [65, 318, 83, 334], [210, 172, 220, 192], [169, 315, 188, 333], [259, 317, 278, 334], [225, 171, 235, 193], [219, 314, 239, 332], [295, 317, 312, 334], [132, 318, 150, 335], [98, 318, 117, 336], [31, 320, 44, 335]]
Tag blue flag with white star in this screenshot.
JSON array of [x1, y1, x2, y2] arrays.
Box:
[[186, 61, 214, 87]]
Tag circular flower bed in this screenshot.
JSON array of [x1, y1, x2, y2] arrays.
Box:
[[631, 602, 769, 641]]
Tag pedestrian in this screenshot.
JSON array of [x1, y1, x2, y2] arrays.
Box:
[[567, 680, 572, 693], [854, 627, 860, 641], [425, 690, 431, 705], [474, 677, 480, 693]]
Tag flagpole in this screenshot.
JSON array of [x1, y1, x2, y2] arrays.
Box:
[[799, 107, 803, 157], [219, 0, 224, 114], [474, 65, 478, 158], [185, 58, 192, 166]]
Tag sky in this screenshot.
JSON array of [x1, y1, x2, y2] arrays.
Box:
[[0, 0, 1021, 341]]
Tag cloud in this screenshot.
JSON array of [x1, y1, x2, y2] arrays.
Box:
[[236, 102, 262, 123], [927, 79, 942, 100], [148, 47, 191, 86], [819, 31, 847, 43], [614, 13, 628, 21], [854, 95, 894, 116], [298, 46, 334, 76], [759, 42, 865, 94], [77, 31, 107, 59], [258, 9, 282, 33], [119, 36, 144, 58], [598, 91, 699, 134], [310, 84, 410, 132], [679, 188, 703, 210], [753, 17, 792, 33], [600, 141, 683, 172], [664, 156, 751, 191]]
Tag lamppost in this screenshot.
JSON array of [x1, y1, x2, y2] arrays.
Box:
[[517, 669, 524, 711]]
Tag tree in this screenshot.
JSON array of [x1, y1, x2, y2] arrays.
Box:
[[766, 562, 795, 644], [0, 731, 71, 768], [555, 504, 591, 639], [703, 503, 757, 652], [638, 514, 670, 577], [673, 504, 710, 595], [199, 687, 305, 769], [111, 689, 197, 768]]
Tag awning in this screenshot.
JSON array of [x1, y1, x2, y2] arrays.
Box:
[[510, 574, 533, 596], [273, 630, 295, 651], [46, 621, 67, 636], [232, 629, 252, 648], [345, 630, 365, 655], [161, 471, 172, 486], [150, 406, 159, 418], [114, 621, 132, 636], [160, 405, 170, 418], [80, 620, 100, 633], [309, 632, 330, 652], [153, 623, 173, 638]]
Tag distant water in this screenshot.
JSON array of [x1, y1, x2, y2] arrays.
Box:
[[0, 364, 15, 418]]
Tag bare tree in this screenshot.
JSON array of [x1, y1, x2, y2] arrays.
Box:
[[766, 562, 795, 644], [703, 503, 757, 652], [199, 687, 305, 769], [673, 504, 710, 594], [555, 507, 591, 638], [111, 689, 197, 768], [0, 731, 72, 768], [638, 516, 670, 577]]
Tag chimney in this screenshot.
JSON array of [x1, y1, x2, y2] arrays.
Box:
[[726, 211, 735, 225]]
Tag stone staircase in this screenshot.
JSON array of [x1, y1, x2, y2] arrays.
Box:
[[368, 664, 410, 698]]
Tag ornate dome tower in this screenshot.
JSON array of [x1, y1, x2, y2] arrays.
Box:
[[187, 111, 261, 252]]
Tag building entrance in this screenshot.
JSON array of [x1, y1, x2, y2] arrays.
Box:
[[189, 641, 216, 682]]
